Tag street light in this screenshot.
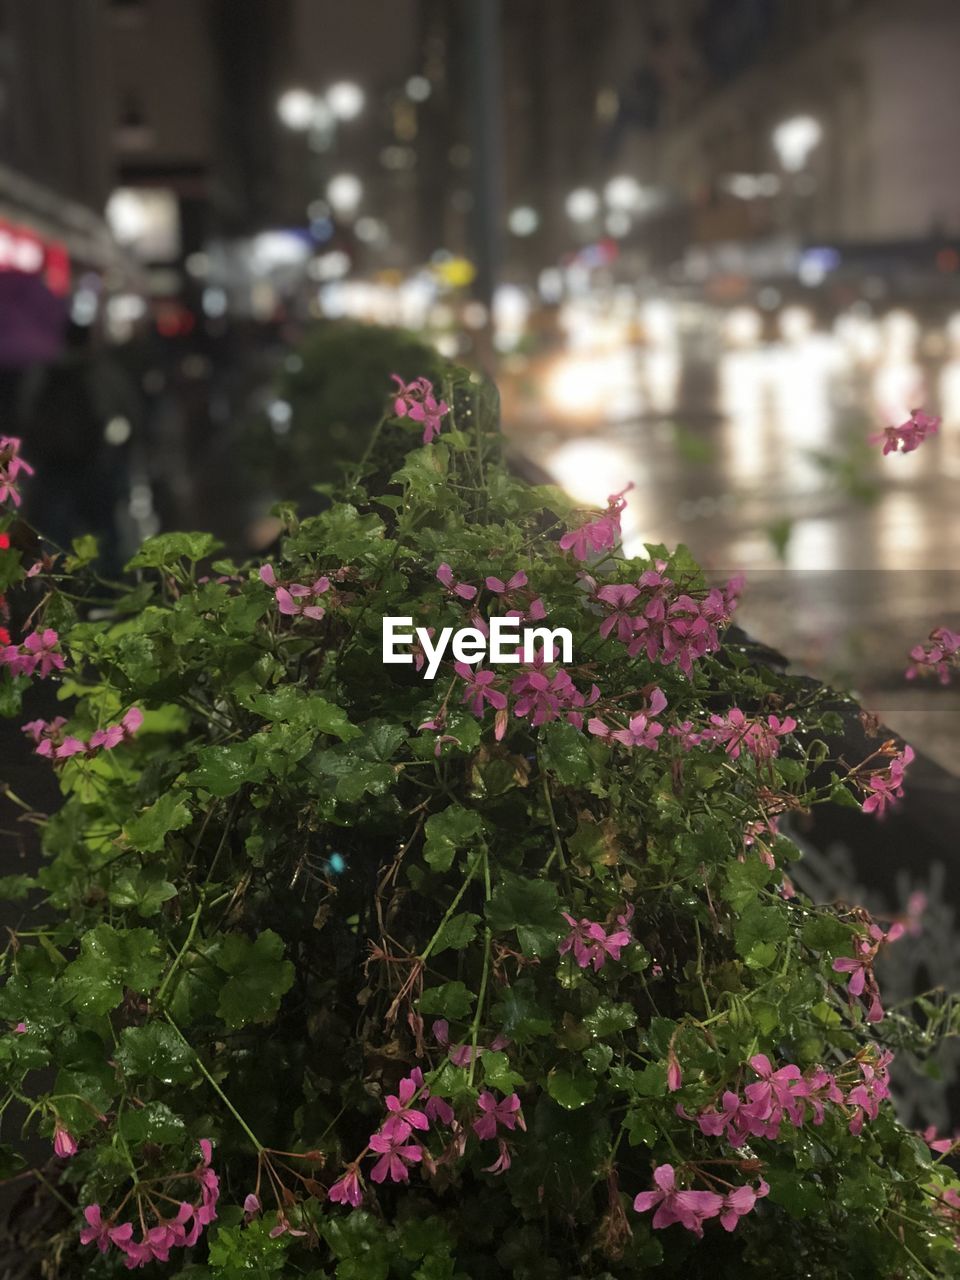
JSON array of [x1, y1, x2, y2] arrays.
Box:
[[327, 173, 363, 216], [277, 88, 316, 131], [565, 188, 600, 223], [508, 206, 539, 236], [772, 115, 822, 172], [604, 175, 642, 210], [326, 81, 365, 121]]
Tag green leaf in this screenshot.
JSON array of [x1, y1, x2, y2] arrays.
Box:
[[124, 791, 192, 853], [433, 911, 480, 953], [108, 866, 178, 918], [127, 531, 223, 570], [583, 1000, 637, 1038], [0, 874, 37, 902], [802, 914, 853, 956], [540, 721, 594, 785], [482, 1050, 524, 1093], [486, 873, 561, 955], [419, 981, 474, 1020], [215, 930, 295, 1029], [547, 1069, 596, 1110], [734, 901, 788, 966], [492, 979, 552, 1043], [61, 926, 164, 1018], [189, 741, 265, 797], [116, 1022, 195, 1084], [118, 1101, 187, 1146], [423, 806, 483, 872]]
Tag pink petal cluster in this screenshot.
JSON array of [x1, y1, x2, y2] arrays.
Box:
[[707, 708, 796, 763], [22, 708, 142, 763], [906, 626, 960, 684], [859, 744, 914, 817], [80, 1140, 219, 1268], [512, 661, 599, 730], [259, 564, 329, 620], [472, 1091, 525, 1141], [485, 570, 546, 622], [0, 436, 34, 507], [1, 628, 65, 679], [871, 408, 939, 455], [589, 687, 666, 749], [587, 563, 741, 676], [558, 485, 632, 561], [832, 921, 903, 1022], [436, 562, 478, 600], [391, 374, 450, 444], [432, 1018, 509, 1067], [687, 1050, 892, 1144], [559, 905, 633, 972], [632, 1164, 725, 1237]]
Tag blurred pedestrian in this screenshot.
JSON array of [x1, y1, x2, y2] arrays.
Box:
[[17, 318, 142, 573]]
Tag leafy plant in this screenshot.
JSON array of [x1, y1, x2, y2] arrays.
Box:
[[0, 384, 957, 1278]]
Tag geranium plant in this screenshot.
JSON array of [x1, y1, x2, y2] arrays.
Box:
[[0, 375, 959, 1278]]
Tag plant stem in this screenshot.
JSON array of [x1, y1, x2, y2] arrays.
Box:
[[162, 1011, 263, 1152], [156, 890, 205, 1003], [419, 848, 484, 965], [467, 851, 493, 1087]]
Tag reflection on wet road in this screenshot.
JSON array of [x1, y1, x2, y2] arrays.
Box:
[[505, 304, 960, 772]]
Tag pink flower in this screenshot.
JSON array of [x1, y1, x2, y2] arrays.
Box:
[[13, 1021, 26, 1034], [482, 1139, 512, 1174], [23, 717, 87, 763], [456, 662, 507, 716], [89, 707, 143, 752], [381, 1068, 430, 1140], [906, 626, 960, 684], [80, 1205, 130, 1255], [0, 436, 34, 507], [328, 1167, 364, 1206], [832, 923, 899, 1022], [871, 408, 939, 455], [596, 584, 642, 642], [275, 576, 329, 621], [718, 1180, 769, 1232], [437, 562, 477, 600], [861, 745, 914, 817], [425, 1095, 455, 1126], [473, 1091, 525, 1141], [21, 629, 65, 679], [369, 1129, 423, 1183], [243, 1193, 261, 1215], [558, 912, 632, 971], [668, 720, 704, 751], [745, 1053, 809, 1128], [558, 487, 631, 561], [391, 374, 449, 444], [610, 689, 667, 750], [53, 1124, 77, 1158], [707, 708, 795, 762], [632, 1164, 724, 1236]]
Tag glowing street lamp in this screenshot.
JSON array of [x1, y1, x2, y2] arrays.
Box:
[[326, 81, 365, 121], [327, 173, 363, 216], [565, 188, 600, 223], [604, 175, 642, 210], [277, 88, 316, 131], [772, 115, 822, 172]]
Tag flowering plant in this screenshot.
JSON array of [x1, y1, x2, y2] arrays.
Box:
[[0, 373, 959, 1277]]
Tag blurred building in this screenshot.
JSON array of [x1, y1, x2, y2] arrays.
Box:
[[628, 0, 960, 277]]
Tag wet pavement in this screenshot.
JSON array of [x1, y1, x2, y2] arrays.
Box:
[[504, 304, 960, 774]]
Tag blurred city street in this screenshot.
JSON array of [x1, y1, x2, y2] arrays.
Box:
[[499, 300, 960, 770]]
